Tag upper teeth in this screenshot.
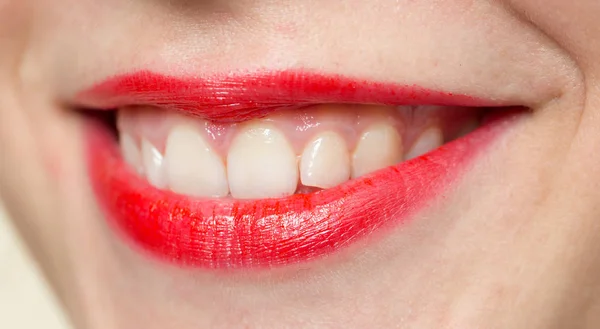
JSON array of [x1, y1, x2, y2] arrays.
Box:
[[118, 105, 449, 199], [227, 123, 299, 199], [120, 133, 143, 175], [300, 131, 350, 189], [165, 124, 229, 197], [352, 123, 403, 179], [142, 138, 167, 189], [405, 127, 444, 160]]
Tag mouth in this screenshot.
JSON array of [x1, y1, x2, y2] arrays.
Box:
[[77, 70, 524, 269]]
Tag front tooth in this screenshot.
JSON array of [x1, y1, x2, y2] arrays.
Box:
[[141, 139, 167, 189], [227, 122, 298, 199], [120, 133, 143, 174], [300, 131, 350, 189], [352, 123, 403, 178], [405, 127, 443, 160], [165, 124, 229, 197]]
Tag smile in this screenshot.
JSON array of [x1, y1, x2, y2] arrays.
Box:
[[78, 70, 523, 269]]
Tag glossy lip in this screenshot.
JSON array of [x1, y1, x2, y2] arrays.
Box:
[[76, 70, 506, 122], [80, 70, 515, 269]]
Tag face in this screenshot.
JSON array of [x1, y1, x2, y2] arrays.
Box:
[[2, 0, 600, 328]]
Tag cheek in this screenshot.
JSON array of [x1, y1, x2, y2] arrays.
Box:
[[41, 139, 67, 181], [31, 101, 86, 182], [505, 0, 600, 69]]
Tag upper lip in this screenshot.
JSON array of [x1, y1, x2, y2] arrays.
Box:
[[75, 69, 507, 122], [82, 69, 516, 270]]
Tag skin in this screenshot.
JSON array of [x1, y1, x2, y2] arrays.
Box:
[[1, 0, 600, 328]]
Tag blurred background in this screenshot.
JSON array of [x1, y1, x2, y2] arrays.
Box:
[[0, 202, 72, 329]]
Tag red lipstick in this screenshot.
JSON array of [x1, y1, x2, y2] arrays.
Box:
[[78, 70, 500, 122], [79, 70, 512, 269]]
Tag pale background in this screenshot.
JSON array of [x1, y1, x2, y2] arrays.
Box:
[[0, 202, 72, 329]]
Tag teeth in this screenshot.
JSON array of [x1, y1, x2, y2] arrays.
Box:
[[165, 124, 229, 197], [300, 131, 350, 188], [122, 106, 460, 198], [352, 123, 403, 178], [405, 127, 443, 160], [227, 122, 298, 199], [120, 133, 143, 174], [141, 139, 167, 189]]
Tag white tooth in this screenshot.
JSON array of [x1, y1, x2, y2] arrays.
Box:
[[120, 133, 143, 174], [141, 139, 167, 189], [165, 125, 229, 197], [300, 131, 350, 189], [352, 123, 403, 178], [227, 122, 298, 199], [405, 128, 443, 160]]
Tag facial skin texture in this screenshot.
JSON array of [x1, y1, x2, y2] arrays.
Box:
[[1, 0, 600, 328]]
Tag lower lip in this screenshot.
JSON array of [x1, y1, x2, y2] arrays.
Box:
[[86, 113, 515, 270]]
